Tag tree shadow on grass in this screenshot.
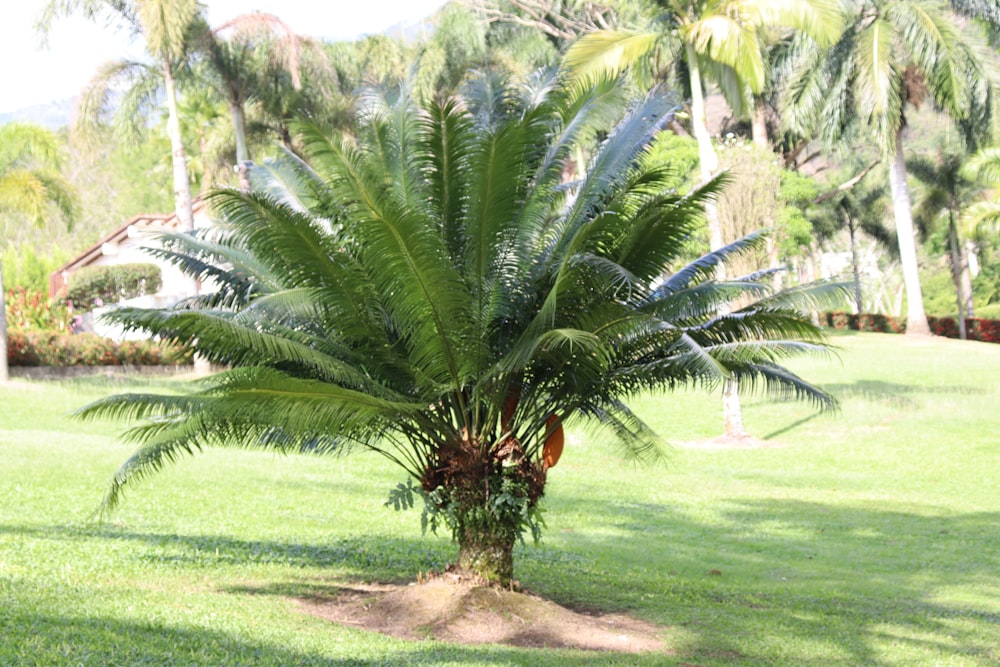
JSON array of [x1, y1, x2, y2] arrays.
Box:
[[821, 379, 984, 408], [4, 501, 998, 665], [2, 609, 667, 666], [0, 522, 450, 582], [531, 495, 1000, 666]]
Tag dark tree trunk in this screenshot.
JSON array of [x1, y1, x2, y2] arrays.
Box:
[[457, 526, 516, 586]]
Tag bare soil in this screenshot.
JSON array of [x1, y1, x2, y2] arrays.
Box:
[[295, 574, 666, 653]]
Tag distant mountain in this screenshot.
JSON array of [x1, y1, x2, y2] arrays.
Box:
[[0, 98, 75, 129]]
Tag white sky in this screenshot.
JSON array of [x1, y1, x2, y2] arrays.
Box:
[[0, 0, 448, 114]]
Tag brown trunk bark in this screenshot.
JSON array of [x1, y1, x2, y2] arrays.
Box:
[[457, 529, 516, 586]]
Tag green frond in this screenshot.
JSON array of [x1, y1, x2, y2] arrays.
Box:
[[563, 30, 662, 88]]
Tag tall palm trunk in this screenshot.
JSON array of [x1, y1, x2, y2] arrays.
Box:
[[947, 214, 967, 340], [164, 59, 211, 375], [163, 60, 194, 232], [686, 45, 722, 251], [848, 214, 864, 314], [0, 255, 8, 383], [751, 102, 769, 149], [230, 100, 249, 164], [686, 45, 746, 438], [887, 130, 930, 336], [961, 240, 975, 318]]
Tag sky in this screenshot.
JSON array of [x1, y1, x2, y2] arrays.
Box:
[[0, 0, 448, 114]]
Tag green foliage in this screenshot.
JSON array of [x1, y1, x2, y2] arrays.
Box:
[[0, 242, 68, 293], [7, 331, 192, 367], [65, 263, 162, 306]]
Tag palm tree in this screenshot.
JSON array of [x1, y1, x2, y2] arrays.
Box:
[[40, 0, 204, 233], [565, 0, 843, 246], [962, 147, 1000, 233], [195, 12, 331, 178], [811, 176, 894, 315], [0, 123, 76, 382], [80, 74, 844, 586], [909, 149, 983, 338], [781, 0, 994, 335], [565, 0, 842, 439]]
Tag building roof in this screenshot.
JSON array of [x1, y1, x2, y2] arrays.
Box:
[[49, 196, 209, 297]]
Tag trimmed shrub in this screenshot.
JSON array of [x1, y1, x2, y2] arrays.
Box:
[[65, 263, 162, 307], [7, 332, 192, 367]]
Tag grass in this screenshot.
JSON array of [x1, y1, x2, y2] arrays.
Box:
[[2, 331, 999, 665]]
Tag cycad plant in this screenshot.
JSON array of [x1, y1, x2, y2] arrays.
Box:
[[82, 73, 843, 586]]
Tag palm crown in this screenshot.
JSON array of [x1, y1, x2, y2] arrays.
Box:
[[83, 72, 842, 585]]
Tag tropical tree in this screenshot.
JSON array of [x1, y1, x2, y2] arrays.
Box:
[[80, 73, 844, 586], [781, 0, 994, 335], [195, 12, 332, 177], [963, 147, 1000, 232], [811, 175, 893, 315], [40, 0, 204, 233], [0, 123, 76, 382], [565, 0, 843, 245], [909, 148, 983, 337], [564, 0, 842, 439]]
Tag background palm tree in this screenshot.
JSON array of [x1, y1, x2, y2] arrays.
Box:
[[40, 0, 204, 232], [0, 123, 76, 382], [781, 0, 994, 335], [962, 147, 1000, 233], [80, 73, 844, 586], [564, 0, 843, 439], [909, 148, 984, 338]]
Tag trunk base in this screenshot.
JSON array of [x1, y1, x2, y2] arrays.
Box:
[[457, 534, 515, 587]]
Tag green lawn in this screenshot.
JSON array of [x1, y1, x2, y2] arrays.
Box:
[[2, 331, 999, 665]]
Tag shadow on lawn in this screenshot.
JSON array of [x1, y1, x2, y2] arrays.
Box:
[[822, 379, 984, 408], [3, 501, 998, 665], [0, 522, 450, 581], [3, 609, 655, 666], [534, 496, 1000, 665]]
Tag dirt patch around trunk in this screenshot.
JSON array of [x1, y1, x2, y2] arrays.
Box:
[[295, 575, 666, 653]]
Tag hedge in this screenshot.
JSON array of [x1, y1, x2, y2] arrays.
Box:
[[65, 263, 162, 307], [7, 332, 192, 367], [822, 312, 1000, 344]]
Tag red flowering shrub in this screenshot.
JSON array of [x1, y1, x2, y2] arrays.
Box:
[[823, 312, 1000, 343], [7, 332, 193, 367], [5, 288, 71, 333]]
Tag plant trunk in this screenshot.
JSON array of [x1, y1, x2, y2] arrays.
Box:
[[163, 60, 194, 233], [848, 215, 863, 314], [686, 45, 722, 253], [887, 129, 930, 336], [947, 214, 967, 340], [230, 100, 249, 164], [0, 254, 8, 383], [164, 59, 210, 376], [751, 102, 769, 149], [722, 377, 747, 438], [457, 527, 515, 587], [962, 240, 975, 317], [686, 46, 745, 435]]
